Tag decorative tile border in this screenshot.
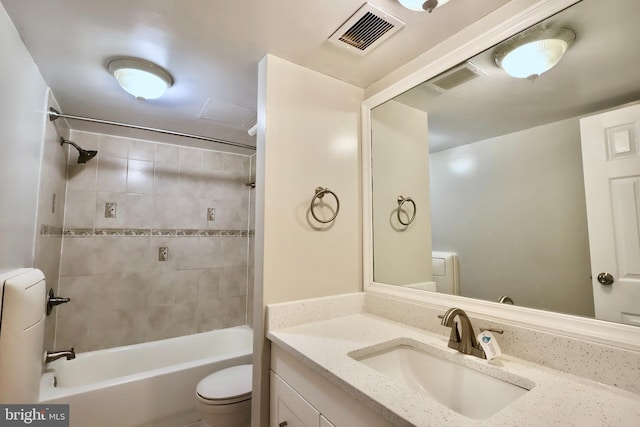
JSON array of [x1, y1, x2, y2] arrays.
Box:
[[95, 228, 124, 236], [63, 228, 93, 236], [40, 225, 64, 237], [124, 229, 152, 236], [62, 227, 251, 237]]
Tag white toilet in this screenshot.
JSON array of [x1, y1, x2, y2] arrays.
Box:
[[196, 364, 252, 427]]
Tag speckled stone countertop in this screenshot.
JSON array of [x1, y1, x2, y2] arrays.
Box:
[[267, 307, 640, 426]]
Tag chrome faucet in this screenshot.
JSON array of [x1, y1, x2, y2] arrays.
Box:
[[440, 308, 485, 359], [44, 348, 76, 364]]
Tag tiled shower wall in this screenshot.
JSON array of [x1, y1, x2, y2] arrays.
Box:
[[56, 131, 254, 351], [34, 95, 69, 351]]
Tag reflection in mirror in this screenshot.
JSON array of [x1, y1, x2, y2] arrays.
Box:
[[370, 0, 640, 326]]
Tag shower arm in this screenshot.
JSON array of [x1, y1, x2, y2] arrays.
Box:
[[60, 137, 82, 151]]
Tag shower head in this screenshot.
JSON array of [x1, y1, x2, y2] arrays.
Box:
[[60, 138, 98, 164]]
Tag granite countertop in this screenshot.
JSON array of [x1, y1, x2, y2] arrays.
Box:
[[267, 313, 640, 427]]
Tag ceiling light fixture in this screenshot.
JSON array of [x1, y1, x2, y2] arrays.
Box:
[[397, 0, 451, 13], [494, 27, 576, 80], [107, 58, 173, 101]]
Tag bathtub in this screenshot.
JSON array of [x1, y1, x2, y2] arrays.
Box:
[[40, 326, 253, 427]]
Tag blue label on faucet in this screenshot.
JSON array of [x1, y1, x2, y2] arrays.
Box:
[[482, 336, 491, 343]]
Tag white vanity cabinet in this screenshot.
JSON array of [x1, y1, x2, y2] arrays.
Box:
[[271, 372, 322, 427], [270, 345, 392, 427]]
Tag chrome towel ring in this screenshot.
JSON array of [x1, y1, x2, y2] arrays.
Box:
[[397, 195, 416, 226], [311, 187, 340, 224]]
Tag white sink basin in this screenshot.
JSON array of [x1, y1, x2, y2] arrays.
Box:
[[351, 341, 531, 420]]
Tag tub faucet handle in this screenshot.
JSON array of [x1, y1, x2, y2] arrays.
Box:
[[47, 288, 71, 315]]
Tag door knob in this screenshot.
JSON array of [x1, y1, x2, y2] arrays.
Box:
[[597, 272, 614, 286]]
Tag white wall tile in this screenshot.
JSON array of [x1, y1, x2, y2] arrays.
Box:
[[70, 131, 101, 149], [129, 140, 155, 161], [179, 147, 202, 172], [67, 162, 97, 192], [100, 135, 130, 158], [198, 268, 221, 300], [58, 131, 253, 351], [97, 156, 127, 193], [203, 150, 224, 171], [127, 159, 154, 194], [152, 196, 180, 229], [118, 237, 152, 273], [155, 143, 179, 164], [176, 196, 201, 229], [154, 161, 180, 196], [179, 170, 203, 198], [65, 190, 96, 228], [124, 194, 153, 229]]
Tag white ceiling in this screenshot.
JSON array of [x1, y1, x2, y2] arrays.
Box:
[[2, 0, 509, 153], [392, 0, 640, 152]]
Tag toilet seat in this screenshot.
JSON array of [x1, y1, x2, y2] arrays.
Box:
[[197, 364, 252, 406]]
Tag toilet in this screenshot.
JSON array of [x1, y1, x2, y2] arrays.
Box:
[[196, 364, 252, 427]]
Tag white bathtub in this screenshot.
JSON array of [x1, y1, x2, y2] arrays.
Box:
[[40, 326, 253, 427]]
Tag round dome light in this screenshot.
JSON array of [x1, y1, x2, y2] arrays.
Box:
[[108, 58, 173, 101], [494, 28, 575, 79], [397, 0, 450, 12]]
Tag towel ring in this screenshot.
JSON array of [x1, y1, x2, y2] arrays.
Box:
[[311, 187, 340, 224], [397, 196, 416, 226]]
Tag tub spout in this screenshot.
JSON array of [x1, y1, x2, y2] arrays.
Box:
[[44, 348, 75, 364]]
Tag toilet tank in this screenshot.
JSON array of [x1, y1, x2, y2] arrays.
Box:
[[432, 252, 460, 295], [0, 268, 46, 403]]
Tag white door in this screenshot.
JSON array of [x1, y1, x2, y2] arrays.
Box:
[[580, 103, 640, 325]]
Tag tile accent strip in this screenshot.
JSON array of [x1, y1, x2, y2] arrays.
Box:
[[40, 225, 64, 237], [63, 227, 250, 237]]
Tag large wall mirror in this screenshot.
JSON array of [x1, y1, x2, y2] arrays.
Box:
[[370, 0, 640, 328]]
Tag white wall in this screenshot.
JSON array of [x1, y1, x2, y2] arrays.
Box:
[[252, 54, 363, 426], [0, 3, 48, 270], [430, 118, 594, 317], [371, 100, 432, 285], [259, 55, 363, 304]]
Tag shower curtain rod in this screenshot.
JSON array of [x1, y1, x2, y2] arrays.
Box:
[[48, 108, 256, 151]]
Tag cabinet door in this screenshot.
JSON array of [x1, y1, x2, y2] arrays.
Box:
[[320, 415, 336, 427], [271, 371, 320, 427]]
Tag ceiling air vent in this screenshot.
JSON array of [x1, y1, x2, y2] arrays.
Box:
[[328, 3, 404, 56], [427, 61, 488, 93]]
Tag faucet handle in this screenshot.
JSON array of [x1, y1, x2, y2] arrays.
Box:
[[47, 289, 71, 315], [480, 328, 504, 335]]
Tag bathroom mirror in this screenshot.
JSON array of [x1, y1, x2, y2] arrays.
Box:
[[369, 0, 640, 327]]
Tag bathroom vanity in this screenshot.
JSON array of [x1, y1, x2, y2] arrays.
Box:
[[266, 293, 640, 427]]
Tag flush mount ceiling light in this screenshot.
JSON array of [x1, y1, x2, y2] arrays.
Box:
[[397, 0, 451, 13], [107, 58, 173, 100], [494, 27, 576, 80]]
